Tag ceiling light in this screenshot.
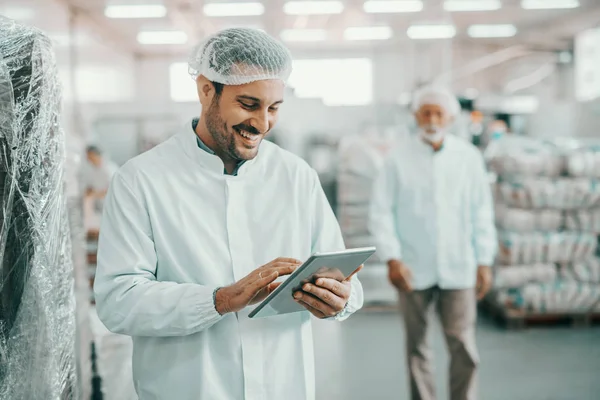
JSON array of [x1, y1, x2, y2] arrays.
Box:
[[281, 29, 327, 42], [204, 2, 265, 17], [137, 30, 188, 44], [521, 0, 579, 9], [364, 0, 423, 13], [468, 24, 517, 38], [407, 24, 456, 39], [443, 0, 501, 11], [344, 26, 393, 41], [104, 5, 167, 18], [283, 1, 344, 15]]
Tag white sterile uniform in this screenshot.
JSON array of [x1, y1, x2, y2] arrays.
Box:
[[94, 121, 364, 400]]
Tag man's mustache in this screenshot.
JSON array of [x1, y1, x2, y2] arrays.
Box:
[[234, 124, 261, 136]]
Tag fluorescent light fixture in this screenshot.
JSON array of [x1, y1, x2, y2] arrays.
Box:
[[104, 5, 167, 18], [364, 0, 423, 13], [443, 0, 501, 11], [521, 0, 579, 9], [344, 26, 393, 41], [281, 29, 327, 42], [283, 1, 344, 15], [137, 30, 188, 44], [407, 24, 456, 39], [468, 24, 517, 38], [204, 2, 265, 16]]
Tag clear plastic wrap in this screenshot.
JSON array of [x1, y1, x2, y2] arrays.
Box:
[[0, 17, 76, 398]]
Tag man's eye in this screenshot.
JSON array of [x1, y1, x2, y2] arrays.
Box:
[[240, 102, 257, 109]]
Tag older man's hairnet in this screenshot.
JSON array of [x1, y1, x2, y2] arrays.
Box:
[[188, 28, 293, 86], [411, 86, 461, 117]]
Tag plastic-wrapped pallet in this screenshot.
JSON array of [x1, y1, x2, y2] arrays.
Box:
[[495, 281, 600, 314], [337, 133, 398, 304], [565, 209, 600, 233], [566, 146, 600, 178], [494, 264, 557, 289], [486, 136, 564, 178], [498, 232, 597, 265], [487, 137, 600, 319], [495, 205, 563, 232], [496, 178, 600, 210], [559, 258, 600, 284], [337, 134, 398, 263]]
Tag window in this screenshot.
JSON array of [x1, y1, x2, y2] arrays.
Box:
[[288, 58, 373, 106], [170, 62, 198, 102]]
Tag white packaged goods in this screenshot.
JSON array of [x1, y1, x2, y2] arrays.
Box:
[[486, 136, 564, 177], [565, 209, 600, 233], [495, 206, 563, 232], [494, 281, 600, 313], [566, 149, 600, 178], [496, 178, 600, 210], [559, 258, 600, 284], [498, 232, 597, 265], [494, 264, 557, 289], [337, 135, 397, 266]]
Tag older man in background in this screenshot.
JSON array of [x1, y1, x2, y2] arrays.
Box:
[[370, 86, 497, 400]]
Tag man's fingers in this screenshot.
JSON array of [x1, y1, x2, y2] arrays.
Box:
[[269, 257, 302, 266], [293, 291, 337, 316], [259, 262, 299, 277], [267, 282, 282, 294], [301, 283, 346, 309], [295, 299, 327, 319], [313, 277, 349, 297]]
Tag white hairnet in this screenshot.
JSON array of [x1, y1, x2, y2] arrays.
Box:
[[188, 28, 293, 85], [411, 86, 461, 117]]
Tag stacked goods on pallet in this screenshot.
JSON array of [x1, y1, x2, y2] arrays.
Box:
[[487, 137, 600, 316], [337, 134, 398, 304]]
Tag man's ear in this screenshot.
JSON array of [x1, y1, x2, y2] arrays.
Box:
[[196, 75, 214, 106]]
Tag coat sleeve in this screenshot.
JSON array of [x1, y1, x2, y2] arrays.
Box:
[[369, 156, 403, 263], [94, 172, 223, 337], [471, 153, 497, 267], [309, 170, 364, 321]]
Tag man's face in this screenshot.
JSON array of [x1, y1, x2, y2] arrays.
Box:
[[415, 104, 452, 134], [87, 151, 102, 167], [203, 79, 285, 162]]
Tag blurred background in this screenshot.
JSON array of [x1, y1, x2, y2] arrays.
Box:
[[2, 0, 600, 399]]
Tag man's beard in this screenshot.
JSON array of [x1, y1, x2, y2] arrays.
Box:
[[205, 96, 262, 162], [205, 97, 240, 162]]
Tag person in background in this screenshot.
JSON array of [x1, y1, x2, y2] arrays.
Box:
[[93, 28, 363, 400], [83, 145, 118, 211], [369, 86, 497, 400]]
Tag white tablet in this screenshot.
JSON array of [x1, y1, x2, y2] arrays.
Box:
[[248, 247, 376, 319]]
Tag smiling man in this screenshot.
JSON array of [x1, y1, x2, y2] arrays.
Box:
[[94, 28, 363, 400]]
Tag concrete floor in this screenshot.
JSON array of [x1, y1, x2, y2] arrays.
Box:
[[313, 309, 600, 400]]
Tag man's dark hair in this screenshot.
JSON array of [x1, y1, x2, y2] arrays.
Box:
[[212, 81, 224, 97], [86, 145, 102, 155]]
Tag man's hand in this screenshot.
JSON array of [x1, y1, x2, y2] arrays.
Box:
[[476, 265, 493, 300], [293, 266, 362, 319], [388, 259, 412, 292], [215, 257, 302, 314]]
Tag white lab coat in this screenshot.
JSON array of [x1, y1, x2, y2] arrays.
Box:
[[94, 122, 364, 400], [369, 134, 497, 290]]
